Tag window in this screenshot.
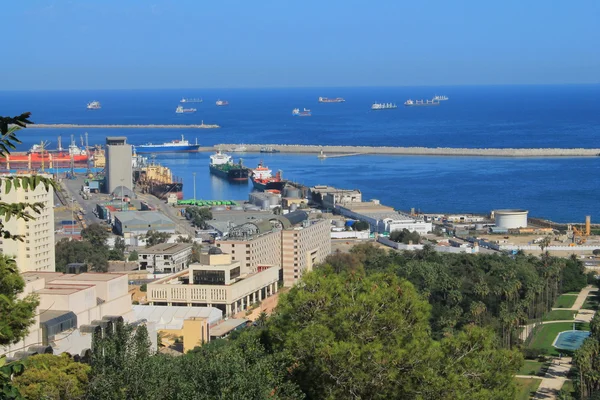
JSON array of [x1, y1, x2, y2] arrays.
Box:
[[193, 269, 225, 285], [229, 266, 240, 280]]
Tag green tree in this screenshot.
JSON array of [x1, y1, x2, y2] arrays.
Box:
[[12, 353, 90, 400], [191, 242, 202, 263], [128, 250, 139, 261], [82, 223, 109, 248], [0, 256, 39, 346], [54, 239, 108, 272], [144, 230, 170, 247], [562, 254, 587, 293], [185, 206, 212, 229], [353, 220, 370, 231], [389, 228, 421, 244]]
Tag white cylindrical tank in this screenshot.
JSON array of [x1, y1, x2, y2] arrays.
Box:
[[269, 195, 280, 206], [290, 204, 298, 212], [285, 187, 301, 198], [494, 209, 528, 229], [335, 220, 345, 228]]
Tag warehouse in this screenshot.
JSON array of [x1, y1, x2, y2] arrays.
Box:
[[113, 211, 176, 236], [336, 200, 432, 234]]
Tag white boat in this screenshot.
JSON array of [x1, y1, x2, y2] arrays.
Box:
[[180, 97, 203, 103], [87, 101, 101, 110], [176, 105, 196, 113], [371, 102, 397, 110], [216, 100, 229, 106], [433, 95, 449, 101], [404, 99, 440, 107]]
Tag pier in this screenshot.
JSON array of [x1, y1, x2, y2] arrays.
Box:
[[215, 144, 600, 158], [29, 123, 220, 129]]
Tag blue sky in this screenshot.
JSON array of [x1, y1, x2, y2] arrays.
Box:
[[2, 0, 599, 90]]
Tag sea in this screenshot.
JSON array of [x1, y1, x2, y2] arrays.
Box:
[[1, 85, 599, 223]]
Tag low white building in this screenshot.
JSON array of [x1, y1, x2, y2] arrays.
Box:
[[336, 200, 432, 234], [138, 242, 193, 273]]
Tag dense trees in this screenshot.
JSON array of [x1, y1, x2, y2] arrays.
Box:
[[185, 206, 212, 229], [389, 228, 421, 244], [12, 353, 90, 400], [0, 255, 39, 347], [144, 230, 170, 247], [55, 238, 108, 272]]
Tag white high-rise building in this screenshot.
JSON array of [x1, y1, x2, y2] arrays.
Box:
[[0, 174, 55, 272]]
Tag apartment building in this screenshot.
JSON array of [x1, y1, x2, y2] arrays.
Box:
[[138, 242, 193, 273], [216, 227, 281, 274], [0, 173, 55, 272]]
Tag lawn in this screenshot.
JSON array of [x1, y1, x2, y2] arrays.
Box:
[[517, 360, 549, 377], [560, 380, 576, 398], [515, 378, 541, 400], [527, 322, 590, 356], [543, 310, 577, 321], [582, 293, 600, 310], [554, 294, 578, 309]]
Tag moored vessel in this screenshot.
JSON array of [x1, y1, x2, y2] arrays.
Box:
[[135, 135, 200, 153], [176, 105, 197, 113], [209, 150, 250, 182], [216, 100, 229, 106], [292, 108, 312, 116], [318, 97, 345, 103], [134, 161, 183, 200], [371, 102, 397, 110], [404, 99, 440, 106], [0, 136, 88, 166], [87, 101, 101, 110], [251, 161, 287, 191]]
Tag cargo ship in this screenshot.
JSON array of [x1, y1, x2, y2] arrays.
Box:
[[134, 162, 183, 200], [433, 95, 448, 101], [251, 161, 287, 191], [318, 97, 345, 103], [176, 105, 196, 113], [216, 100, 229, 106], [404, 99, 440, 106], [180, 97, 203, 103], [87, 101, 101, 110], [371, 102, 397, 110], [0, 138, 89, 167], [292, 108, 311, 116], [209, 150, 250, 182], [135, 135, 200, 153]]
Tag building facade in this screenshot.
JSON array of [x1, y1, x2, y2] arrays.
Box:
[[216, 229, 282, 274], [0, 174, 55, 272], [105, 137, 133, 194], [336, 201, 432, 235], [310, 185, 362, 210], [138, 242, 193, 273], [147, 249, 279, 317]]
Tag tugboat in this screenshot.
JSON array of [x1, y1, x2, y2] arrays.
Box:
[[209, 150, 250, 182], [216, 100, 229, 106], [176, 105, 197, 113], [292, 108, 311, 116], [87, 101, 101, 110], [251, 161, 287, 191]]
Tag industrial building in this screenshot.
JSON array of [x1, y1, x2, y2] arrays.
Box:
[[113, 211, 176, 236], [146, 248, 279, 317], [248, 191, 281, 210], [216, 211, 331, 287], [0, 173, 55, 273], [336, 200, 432, 234], [310, 185, 362, 210], [138, 242, 193, 273], [1, 271, 152, 359], [492, 209, 529, 229], [105, 136, 133, 194]]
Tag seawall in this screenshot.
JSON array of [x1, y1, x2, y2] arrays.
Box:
[[29, 123, 220, 129], [215, 144, 600, 157]]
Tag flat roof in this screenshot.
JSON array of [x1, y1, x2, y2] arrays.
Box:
[[209, 318, 248, 337], [140, 242, 193, 255], [37, 284, 94, 295], [51, 272, 126, 282], [21, 271, 65, 283], [338, 201, 395, 213], [114, 211, 175, 226], [310, 186, 361, 194]]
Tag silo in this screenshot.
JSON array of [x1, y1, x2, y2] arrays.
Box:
[[290, 204, 298, 212], [335, 220, 345, 228], [284, 187, 301, 198], [494, 209, 528, 229], [269, 194, 280, 206]]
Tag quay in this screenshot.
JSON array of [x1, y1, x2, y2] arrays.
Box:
[[215, 144, 600, 157], [29, 122, 220, 129]]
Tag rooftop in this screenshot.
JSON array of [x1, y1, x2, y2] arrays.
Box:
[[337, 201, 395, 214], [114, 211, 175, 226], [209, 318, 248, 337], [36, 284, 94, 295], [132, 305, 222, 329], [310, 185, 361, 195], [140, 242, 193, 255], [50, 272, 127, 282]]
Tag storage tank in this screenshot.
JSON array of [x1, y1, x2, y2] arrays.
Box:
[[290, 204, 298, 212], [494, 209, 528, 229], [268, 195, 280, 206], [335, 220, 345, 228], [260, 199, 270, 210], [345, 220, 356, 227], [284, 187, 301, 198]]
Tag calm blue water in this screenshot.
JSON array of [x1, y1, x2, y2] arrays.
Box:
[[1, 85, 599, 222]]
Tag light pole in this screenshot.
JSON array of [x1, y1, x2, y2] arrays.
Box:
[[192, 172, 196, 203]]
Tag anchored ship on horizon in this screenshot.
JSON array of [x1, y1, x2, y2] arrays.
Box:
[[292, 108, 312, 116], [180, 97, 203, 103], [135, 135, 200, 153], [404, 99, 440, 107], [318, 97, 345, 103], [87, 101, 101, 110], [371, 102, 397, 110]]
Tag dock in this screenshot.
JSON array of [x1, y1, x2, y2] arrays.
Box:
[[29, 123, 220, 129], [214, 144, 600, 158]]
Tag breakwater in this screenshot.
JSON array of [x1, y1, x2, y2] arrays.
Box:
[[29, 123, 220, 129], [215, 144, 600, 157]]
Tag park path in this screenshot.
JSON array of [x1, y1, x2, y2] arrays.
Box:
[[552, 286, 598, 311]]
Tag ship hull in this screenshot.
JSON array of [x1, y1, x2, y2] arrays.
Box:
[[1, 153, 88, 163], [251, 177, 287, 192], [209, 165, 250, 182], [404, 103, 440, 107], [136, 145, 200, 153], [149, 182, 183, 200]]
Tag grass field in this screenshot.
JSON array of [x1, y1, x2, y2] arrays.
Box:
[[560, 380, 576, 398], [515, 378, 542, 400], [527, 322, 590, 356], [554, 294, 578, 309], [543, 310, 577, 321], [517, 360, 549, 376]]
